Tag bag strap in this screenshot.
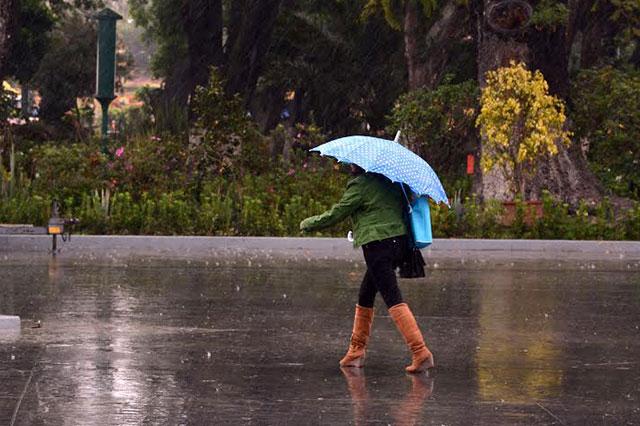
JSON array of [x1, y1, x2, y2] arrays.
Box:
[[399, 183, 412, 213], [398, 183, 417, 249]]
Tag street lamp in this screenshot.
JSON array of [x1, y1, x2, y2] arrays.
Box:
[[94, 7, 122, 154]]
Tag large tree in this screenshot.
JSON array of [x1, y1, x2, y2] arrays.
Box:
[[130, 0, 283, 111], [33, 12, 97, 121], [0, 0, 17, 78], [363, 0, 476, 90], [254, 0, 406, 134], [5, 0, 55, 117], [223, 0, 282, 102], [1, 0, 105, 124], [363, 0, 637, 203], [474, 0, 600, 203], [182, 0, 222, 98]]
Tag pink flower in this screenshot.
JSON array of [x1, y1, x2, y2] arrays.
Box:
[[287, 168, 296, 176], [115, 147, 125, 158], [7, 118, 26, 126]]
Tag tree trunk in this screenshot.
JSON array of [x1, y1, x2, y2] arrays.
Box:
[[402, 0, 476, 91], [224, 0, 282, 104], [181, 0, 223, 100], [476, 0, 531, 200], [476, 0, 603, 203], [528, 134, 603, 205], [566, 0, 622, 70], [404, 1, 427, 90], [21, 83, 29, 118], [632, 42, 640, 68], [528, 22, 570, 98], [159, 56, 190, 131], [157, 1, 223, 123], [423, 0, 475, 88], [578, 1, 617, 69], [0, 0, 16, 79]]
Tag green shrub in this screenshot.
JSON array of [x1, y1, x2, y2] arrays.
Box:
[[190, 68, 269, 184], [112, 134, 189, 195], [571, 67, 640, 199], [387, 79, 479, 188], [624, 204, 640, 240], [2, 178, 637, 240], [154, 192, 195, 235], [196, 184, 235, 235], [30, 142, 105, 201], [0, 190, 51, 225], [109, 192, 146, 234]]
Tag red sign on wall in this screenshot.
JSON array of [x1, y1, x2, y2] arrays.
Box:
[[466, 154, 475, 175]]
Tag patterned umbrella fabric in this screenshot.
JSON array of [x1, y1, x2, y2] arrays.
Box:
[[311, 135, 449, 206]]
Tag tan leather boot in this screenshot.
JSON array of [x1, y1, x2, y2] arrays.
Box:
[[339, 305, 374, 368], [389, 303, 434, 373]]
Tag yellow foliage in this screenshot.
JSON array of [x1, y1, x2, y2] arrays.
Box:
[[476, 62, 571, 192]]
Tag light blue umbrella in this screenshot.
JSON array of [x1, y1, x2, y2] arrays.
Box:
[[310, 134, 449, 206]]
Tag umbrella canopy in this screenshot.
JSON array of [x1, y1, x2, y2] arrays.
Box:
[[311, 135, 449, 206]]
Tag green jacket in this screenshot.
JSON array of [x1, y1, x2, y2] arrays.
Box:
[[300, 173, 407, 247]]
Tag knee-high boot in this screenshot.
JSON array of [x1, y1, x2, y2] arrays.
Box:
[[389, 303, 434, 373], [339, 305, 374, 368]]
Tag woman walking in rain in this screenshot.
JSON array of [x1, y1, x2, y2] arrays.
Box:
[[300, 164, 434, 373]]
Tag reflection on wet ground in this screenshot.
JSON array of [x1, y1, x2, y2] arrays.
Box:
[[1, 258, 640, 424]]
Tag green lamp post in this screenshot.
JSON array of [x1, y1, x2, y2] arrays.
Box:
[[94, 8, 122, 154]]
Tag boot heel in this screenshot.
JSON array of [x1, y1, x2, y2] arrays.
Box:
[[408, 353, 434, 373], [340, 354, 365, 368]]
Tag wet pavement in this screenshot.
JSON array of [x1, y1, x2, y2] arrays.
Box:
[[1, 255, 640, 425]]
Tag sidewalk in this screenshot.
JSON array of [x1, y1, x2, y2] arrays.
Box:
[[1, 235, 639, 265]]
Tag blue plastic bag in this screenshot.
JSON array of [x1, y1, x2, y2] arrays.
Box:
[[410, 196, 432, 249]]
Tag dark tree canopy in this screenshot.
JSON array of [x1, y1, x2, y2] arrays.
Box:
[[0, 0, 17, 79], [130, 0, 282, 113], [33, 13, 97, 121], [5, 0, 55, 84]]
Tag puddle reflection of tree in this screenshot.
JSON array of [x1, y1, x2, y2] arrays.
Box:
[[476, 270, 564, 404], [341, 368, 434, 426]]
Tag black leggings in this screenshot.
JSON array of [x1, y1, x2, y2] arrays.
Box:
[[358, 235, 406, 309]]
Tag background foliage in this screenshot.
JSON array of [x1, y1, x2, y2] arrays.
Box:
[[0, 0, 639, 240], [387, 78, 478, 192], [571, 67, 640, 199]]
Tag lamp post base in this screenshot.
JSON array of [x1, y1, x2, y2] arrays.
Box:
[[96, 97, 114, 155]]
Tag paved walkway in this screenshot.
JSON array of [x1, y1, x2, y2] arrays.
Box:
[[1, 254, 639, 424], [2, 235, 640, 263]]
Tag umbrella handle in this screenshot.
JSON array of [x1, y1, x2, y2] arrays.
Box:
[[394, 131, 401, 143]]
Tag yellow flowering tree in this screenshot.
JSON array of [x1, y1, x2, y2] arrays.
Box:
[[476, 62, 571, 199]]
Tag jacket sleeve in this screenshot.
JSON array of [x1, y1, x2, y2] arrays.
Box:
[[300, 179, 362, 232]]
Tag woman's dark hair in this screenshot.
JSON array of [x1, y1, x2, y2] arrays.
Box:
[[350, 164, 365, 176]]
